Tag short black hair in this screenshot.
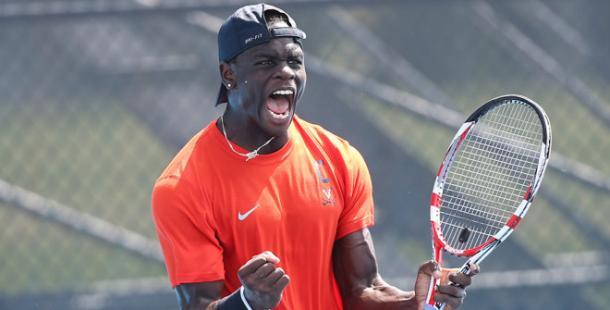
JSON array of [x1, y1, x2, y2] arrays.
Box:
[[265, 9, 290, 27]]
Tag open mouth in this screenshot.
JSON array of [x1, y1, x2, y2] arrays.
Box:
[[266, 88, 294, 121]]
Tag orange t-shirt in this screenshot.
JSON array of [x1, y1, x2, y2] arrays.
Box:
[[151, 115, 375, 310]]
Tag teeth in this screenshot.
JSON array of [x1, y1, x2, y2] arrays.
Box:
[[269, 110, 289, 119], [272, 89, 294, 96]]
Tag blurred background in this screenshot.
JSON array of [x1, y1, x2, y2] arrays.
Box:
[[1, 0, 609, 309]]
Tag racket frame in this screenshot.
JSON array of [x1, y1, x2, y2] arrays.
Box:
[[424, 95, 551, 310]]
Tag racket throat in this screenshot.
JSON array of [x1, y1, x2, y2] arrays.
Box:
[[433, 236, 444, 266]]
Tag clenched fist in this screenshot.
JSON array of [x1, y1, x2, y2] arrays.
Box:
[[238, 251, 290, 309]]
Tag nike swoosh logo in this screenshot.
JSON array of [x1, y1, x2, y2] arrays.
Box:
[[238, 204, 260, 221]]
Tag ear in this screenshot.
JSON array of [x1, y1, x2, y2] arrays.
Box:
[[219, 62, 236, 89]]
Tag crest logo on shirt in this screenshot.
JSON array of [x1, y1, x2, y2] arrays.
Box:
[[314, 159, 335, 206]]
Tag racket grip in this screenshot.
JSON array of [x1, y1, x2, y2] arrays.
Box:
[[425, 273, 441, 310], [434, 300, 451, 310], [424, 262, 470, 310], [434, 264, 472, 310]]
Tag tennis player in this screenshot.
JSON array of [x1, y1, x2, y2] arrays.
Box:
[[152, 3, 478, 309]]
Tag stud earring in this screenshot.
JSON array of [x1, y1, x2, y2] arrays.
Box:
[[226, 83, 232, 89]]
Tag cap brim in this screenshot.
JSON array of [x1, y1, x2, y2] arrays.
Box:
[[216, 83, 228, 106]]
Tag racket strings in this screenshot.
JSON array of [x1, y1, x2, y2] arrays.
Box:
[[444, 106, 540, 245], [440, 101, 543, 250]]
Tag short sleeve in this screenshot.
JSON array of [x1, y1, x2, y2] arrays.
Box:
[[335, 145, 375, 239], [151, 176, 224, 287]]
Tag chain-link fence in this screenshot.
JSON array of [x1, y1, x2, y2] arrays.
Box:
[[1, 0, 609, 309]]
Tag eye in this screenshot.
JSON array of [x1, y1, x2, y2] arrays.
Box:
[[288, 58, 303, 66], [255, 59, 273, 66]]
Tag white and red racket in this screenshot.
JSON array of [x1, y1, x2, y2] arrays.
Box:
[[424, 95, 552, 310]]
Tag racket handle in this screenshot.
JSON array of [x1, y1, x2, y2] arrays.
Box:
[[433, 263, 472, 310], [424, 302, 446, 310], [435, 300, 450, 310], [425, 273, 442, 310]]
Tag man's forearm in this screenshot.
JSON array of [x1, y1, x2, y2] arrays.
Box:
[[175, 282, 250, 310], [344, 277, 418, 310], [178, 289, 246, 310], [333, 229, 421, 310]]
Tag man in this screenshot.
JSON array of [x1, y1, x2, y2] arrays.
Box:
[[152, 3, 478, 309]]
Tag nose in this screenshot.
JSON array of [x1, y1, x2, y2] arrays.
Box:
[[274, 62, 296, 80]]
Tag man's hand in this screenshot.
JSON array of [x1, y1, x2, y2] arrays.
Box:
[[238, 251, 290, 309], [414, 261, 479, 310]]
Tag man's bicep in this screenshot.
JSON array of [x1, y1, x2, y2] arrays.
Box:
[[336, 145, 375, 239], [332, 228, 379, 298], [175, 281, 224, 310]]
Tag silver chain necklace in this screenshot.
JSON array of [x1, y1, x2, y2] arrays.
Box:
[[220, 115, 275, 161]]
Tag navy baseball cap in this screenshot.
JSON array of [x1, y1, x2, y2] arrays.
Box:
[[216, 3, 306, 105]]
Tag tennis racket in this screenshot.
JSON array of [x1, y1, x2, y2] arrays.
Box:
[[424, 94, 552, 310]]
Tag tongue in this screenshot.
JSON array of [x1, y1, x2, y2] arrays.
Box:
[[266, 96, 290, 114]]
